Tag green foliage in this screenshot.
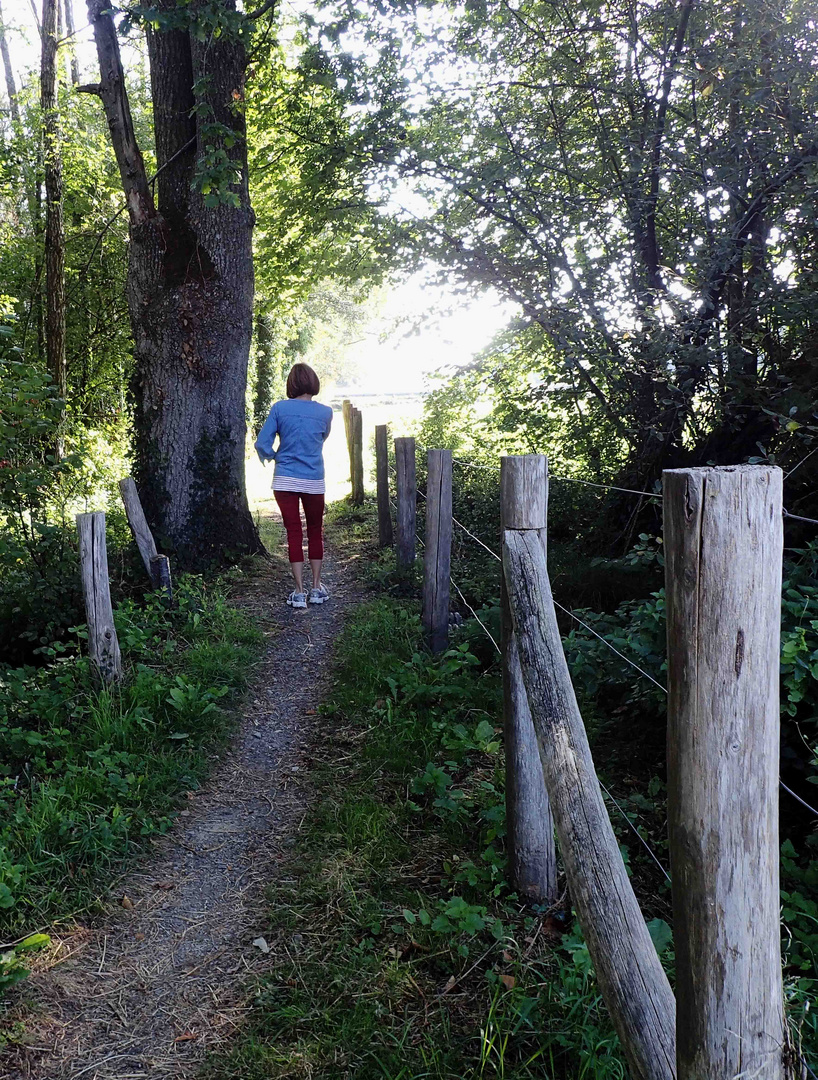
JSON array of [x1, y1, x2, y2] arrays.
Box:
[[0, 578, 262, 940], [0, 934, 50, 993]]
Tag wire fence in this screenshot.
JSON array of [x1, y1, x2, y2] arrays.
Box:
[[385, 443, 818, 819]]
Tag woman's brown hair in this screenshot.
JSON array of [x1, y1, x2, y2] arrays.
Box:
[[286, 362, 320, 399]]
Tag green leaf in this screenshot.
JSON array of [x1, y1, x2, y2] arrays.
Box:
[[647, 918, 673, 955]]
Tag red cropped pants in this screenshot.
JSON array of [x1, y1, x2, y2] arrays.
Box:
[[274, 491, 325, 563]]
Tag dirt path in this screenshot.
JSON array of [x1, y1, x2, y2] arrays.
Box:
[[3, 541, 360, 1080]]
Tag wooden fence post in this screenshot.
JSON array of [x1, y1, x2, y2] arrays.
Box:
[[150, 554, 173, 603], [503, 528, 676, 1080], [352, 408, 364, 504], [375, 424, 393, 547], [119, 476, 173, 600], [342, 399, 353, 459], [422, 449, 452, 653], [395, 436, 416, 569], [76, 512, 122, 685], [119, 476, 157, 577], [500, 455, 558, 904], [664, 465, 785, 1080]]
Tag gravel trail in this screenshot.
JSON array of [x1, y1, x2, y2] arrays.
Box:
[[2, 539, 360, 1080]]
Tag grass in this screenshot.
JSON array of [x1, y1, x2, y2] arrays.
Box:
[[200, 502, 630, 1080], [0, 575, 264, 945]]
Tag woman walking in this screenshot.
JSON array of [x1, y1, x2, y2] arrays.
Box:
[[255, 363, 333, 609]]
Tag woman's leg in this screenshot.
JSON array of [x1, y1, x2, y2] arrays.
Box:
[[302, 493, 325, 589], [274, 491, 305, 591]]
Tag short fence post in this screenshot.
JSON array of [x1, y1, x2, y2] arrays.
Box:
[[395, 436, 416, 569], [664, 465, 785, 1080], [500, 455, 557, 903], [422, 449, 452, 653], [150, 554, 173, 603], [343, 399, 354, 493], [375, 424, 392, 547], [119, 476, 157, 577], [351, 408, 364, 504], [76, 512, 122, 685], [503, 524, 676, 1080]]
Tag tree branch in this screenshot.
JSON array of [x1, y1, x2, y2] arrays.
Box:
[[85, 0, 154, 225]]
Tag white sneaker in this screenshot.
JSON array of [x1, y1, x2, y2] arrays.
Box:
[[309, 585, 330, 605], [287, 591, 307, 609]]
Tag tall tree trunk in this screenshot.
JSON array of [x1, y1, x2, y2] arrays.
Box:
[[63, 0, 80, 85], [84, 0, 261, 566], [41, 0, 67, 403], [0, 0, 19, 123]]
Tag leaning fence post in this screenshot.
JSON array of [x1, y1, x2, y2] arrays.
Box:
[[375, 424, 393, 547], [503, 525, 676, 1080], [395, 436, 416, 569], [422, 449, 452, 653], [76, 512, 122, 685], [119, 476, 157, 577], [664, 465, 785, 1080], [352, 408, 364, 504], [500, 456, 557, 903]]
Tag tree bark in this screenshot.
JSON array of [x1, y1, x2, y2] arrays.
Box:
[[85, 0, 262, 566], [62, 0, 80, 85], [0, 0, 19, 124], [41, 0, 67, 404]]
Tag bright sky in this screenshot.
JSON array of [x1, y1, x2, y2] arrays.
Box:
[[347, 273, 516, 394]]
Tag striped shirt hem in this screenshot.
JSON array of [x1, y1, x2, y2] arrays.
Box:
[[272, 474, 325, 494]]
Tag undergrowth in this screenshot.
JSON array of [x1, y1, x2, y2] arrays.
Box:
[[0, 577, 262, 956]]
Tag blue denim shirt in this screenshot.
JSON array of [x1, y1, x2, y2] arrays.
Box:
[[254, 398, 333, 481]]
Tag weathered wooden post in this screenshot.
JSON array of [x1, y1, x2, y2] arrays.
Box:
[[395, 436, 416, 569], [503, 527, 676, 1080], [375, 424, 393, 547], [119, 476, 157, 576], [422, 449, 452, 653], [664, 465, 785, 1080], [150, 554, 173, 603], [76, 512, 122, 685], [500, 455, 557, 903], [119, 476, 173, 599], [352, 408, 364, 504]]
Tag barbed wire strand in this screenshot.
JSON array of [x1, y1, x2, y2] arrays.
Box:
[[384, 453, 818, 817], [444, 483, 818, 818], [450, 577, 501, 654], [447, 455, 816, 524], [598, 779, 671, 882]]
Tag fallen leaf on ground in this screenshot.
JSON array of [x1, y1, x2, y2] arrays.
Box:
[[174, 1032, 198, 1043], [121, 895, 134, 909], [499, 974, 516, 990], [252, 937, 270, 953]]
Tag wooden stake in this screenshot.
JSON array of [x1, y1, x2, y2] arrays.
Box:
[[503, 528, 676, 1080], [375, 424, 392, 547], [422, 449, 452, 653], [500, 455, 557, 904], [150, 554, 173, 603], [76, 512, 122, 685], [664, 465, 785, 1080], [395, 437, 416, 569], [352, 408, 364, 504], [118, 476, 157, 577]]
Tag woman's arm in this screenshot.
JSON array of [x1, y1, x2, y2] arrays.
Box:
[[323, 409, 333, 442], [254, 406, 278, 463]]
